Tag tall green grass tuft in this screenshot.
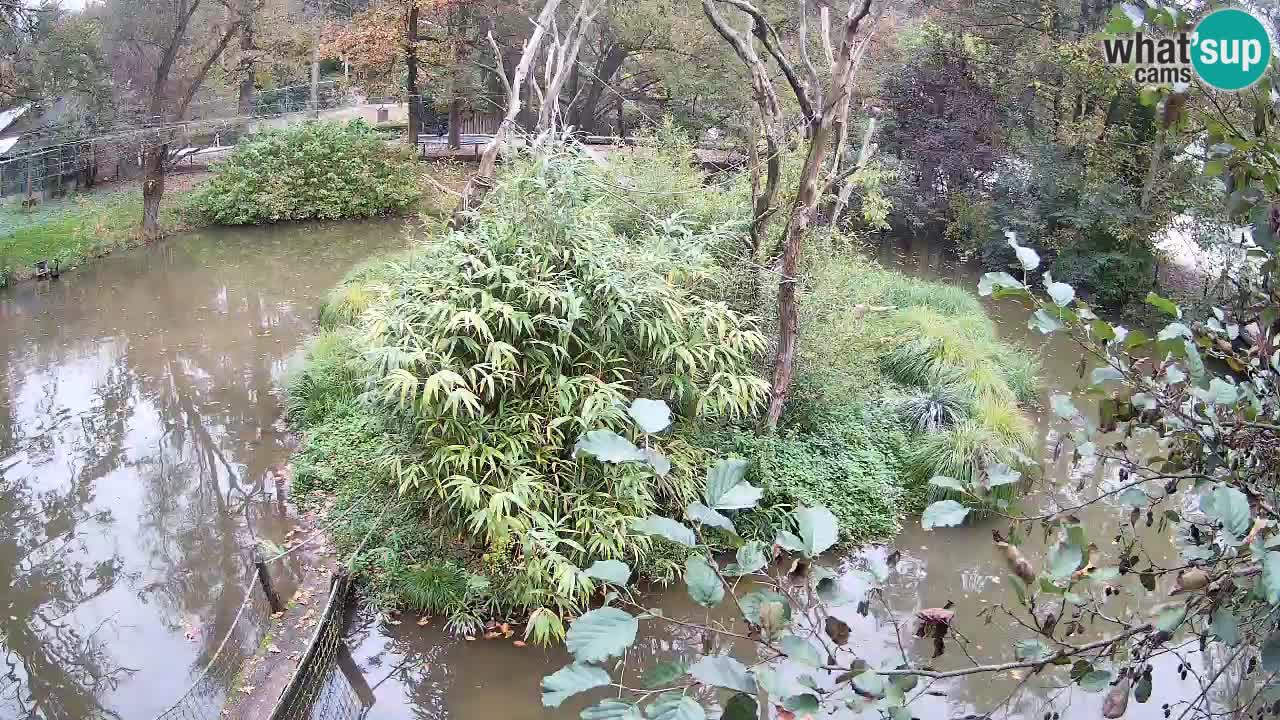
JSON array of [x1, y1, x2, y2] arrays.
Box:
[[800, 256, 1040, 515], [284, 331, 364, 429]]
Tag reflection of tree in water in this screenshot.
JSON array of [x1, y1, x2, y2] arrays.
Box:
[[0, 464, 131, 720]]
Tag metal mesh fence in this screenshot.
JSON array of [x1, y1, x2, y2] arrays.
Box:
[[268, 572, 372, 720], [152, 566, 278, 720]]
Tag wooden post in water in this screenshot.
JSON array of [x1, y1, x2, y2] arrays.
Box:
[[254, 553, 283, 613]]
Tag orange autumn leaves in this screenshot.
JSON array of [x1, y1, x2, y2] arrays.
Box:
[[322, 0, 472, 95]]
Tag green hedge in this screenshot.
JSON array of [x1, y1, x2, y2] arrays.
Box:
[[187, 120, 421, 225]]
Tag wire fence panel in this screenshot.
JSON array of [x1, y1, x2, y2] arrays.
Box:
[[268, 571, 368, 720], [152, 568, 277, 720]]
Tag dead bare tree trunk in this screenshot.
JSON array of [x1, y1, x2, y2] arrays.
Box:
[[537, 0, 605, 131], [703, 0, 786, 258], [451, 0, 563, 227]]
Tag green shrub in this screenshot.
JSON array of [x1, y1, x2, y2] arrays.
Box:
[[288, 146, 768, 630], [1052, 248, 1155, 310], [710, 404, 909, 544], [187, 120, 421, 225]]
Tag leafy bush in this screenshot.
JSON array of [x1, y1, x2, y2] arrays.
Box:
[[710, 404, 910, 544], [288, 146, 768, 629], [187, 120, 421, 225], [1052, 247, 1155, 311]]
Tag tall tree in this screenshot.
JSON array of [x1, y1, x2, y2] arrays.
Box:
[[704, 0, 875, 430], [100, 0, 250, 241]]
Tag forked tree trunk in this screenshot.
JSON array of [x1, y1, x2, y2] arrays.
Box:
[[451, 0, 563, 227]]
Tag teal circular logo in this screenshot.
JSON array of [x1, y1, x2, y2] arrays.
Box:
[[1192, 9, 1272, 91]]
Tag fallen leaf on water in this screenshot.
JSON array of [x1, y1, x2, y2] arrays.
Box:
[[417, 616, 431, 627], [465, 635, 476, 641], [267, 644, 281, 654], [512, 640, 527, 648]]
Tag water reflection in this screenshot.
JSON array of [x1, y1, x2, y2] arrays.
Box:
[[0, 220, 404, 718]]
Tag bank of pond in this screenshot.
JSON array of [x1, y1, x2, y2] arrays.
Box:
[[284, 144, 1042, 640]]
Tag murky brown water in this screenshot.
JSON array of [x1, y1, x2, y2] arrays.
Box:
[[0, 220, 405, 719], [340, 234, 1237, 720], [2, 223, 1236, 720]]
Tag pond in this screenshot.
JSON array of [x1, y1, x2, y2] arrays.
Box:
[[0, 223, 1230, 720], [0, 219, 407, 719]]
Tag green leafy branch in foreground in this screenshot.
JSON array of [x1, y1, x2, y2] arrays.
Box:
[[544, 216, 1280, 719]]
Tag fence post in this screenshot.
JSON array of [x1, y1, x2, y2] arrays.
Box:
[[255, 553, 283, 613]]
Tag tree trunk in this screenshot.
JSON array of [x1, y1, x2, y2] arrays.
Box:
[[448, 97, 462, 150], [141, 145, 167, 242], [765, 122, 833, 429], [238, 10, 255, 116], [310, 28, 321, 117], [406, 5, 421, 141], [452, 0, 563, 226]]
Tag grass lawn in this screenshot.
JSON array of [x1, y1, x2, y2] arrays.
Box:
[[0, 185, 194, 287]]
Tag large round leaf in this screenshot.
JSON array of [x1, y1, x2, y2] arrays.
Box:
[[922, 500, 969, 530], [566, 607, 639, 664], [688, 655, 755, 694], [584, 559, 632, 586], [628, 398, 673, 434], [645, 693, 705, 720], [632, 516, 696, 547], [685, 555, 725, 608], [541, 662, 611, 707]]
